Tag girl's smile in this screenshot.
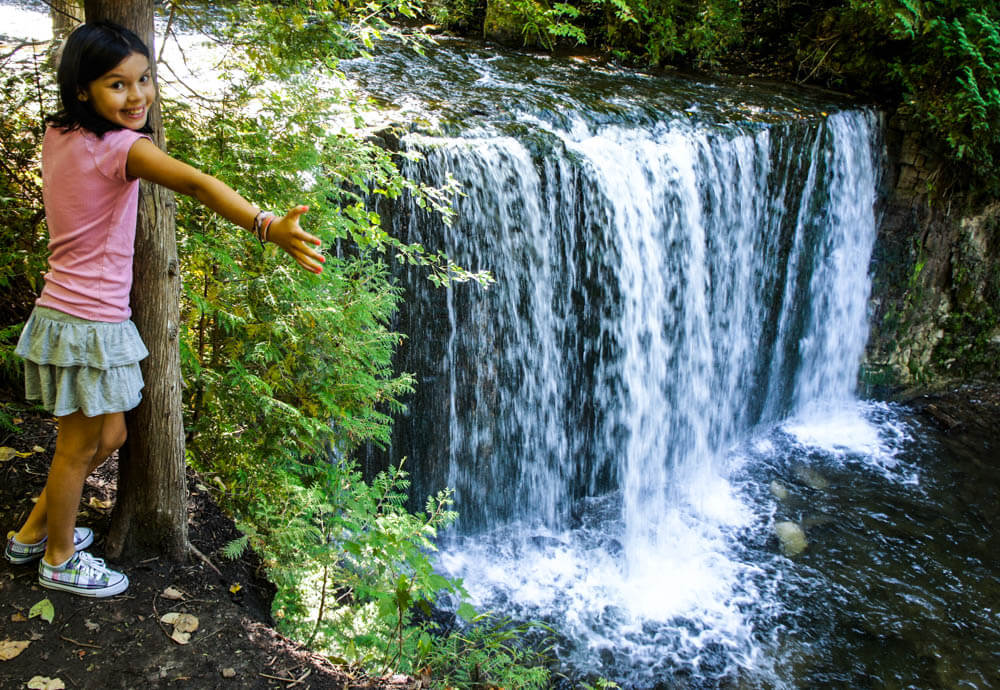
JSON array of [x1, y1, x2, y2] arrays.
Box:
[[79, 52, 155, 130]]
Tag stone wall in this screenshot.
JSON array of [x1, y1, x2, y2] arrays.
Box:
[[865, 111, 1000, 391]]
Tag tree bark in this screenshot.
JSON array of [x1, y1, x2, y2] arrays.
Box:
[[49, 0, 83, 41], [83, 0, 189, 561]]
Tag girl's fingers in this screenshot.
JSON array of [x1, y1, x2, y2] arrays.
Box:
[[297, 229, 322, 246], [286, 204, 309, 221], [276, 205, 324, 273]]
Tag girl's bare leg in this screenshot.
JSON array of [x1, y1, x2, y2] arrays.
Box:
[[14, 411, 126, 564]]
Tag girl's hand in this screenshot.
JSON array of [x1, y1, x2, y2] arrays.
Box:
[[267, 206, 325, 274]]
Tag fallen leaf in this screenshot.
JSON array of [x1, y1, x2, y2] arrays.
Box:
[[221, 668, 236, 678], [0, 639, 30, 661], [84, 620, 100, 632], [161, 586, 184, 601], [27, 676, 66, 689], [11, 613, 27, 622], [173, 613, 199, 633], [160, 612, 181, 625], [170, 630, 191, 645], [0, 447, 24, 462], [229, 583, 242, 595], [13, 417, 22, 424], [28, 598, 54, 624], [32, 446, 45, 453], [87, 496, 112, 510]]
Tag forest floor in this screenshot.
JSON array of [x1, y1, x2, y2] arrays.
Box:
[[0, 404, 408, 690]]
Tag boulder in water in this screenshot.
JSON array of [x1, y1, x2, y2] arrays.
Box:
[[794, 465, 830, 490], [770, 480, 789, 500], [775, 521, 808, 557]]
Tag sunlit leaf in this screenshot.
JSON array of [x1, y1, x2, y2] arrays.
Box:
[[0, 640, 29, 661], [28, 599, 54, 624]]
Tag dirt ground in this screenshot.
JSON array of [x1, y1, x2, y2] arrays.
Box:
[[0, 406, 406, 690]]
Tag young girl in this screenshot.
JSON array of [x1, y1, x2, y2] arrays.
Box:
[[3, 21, 325, 597]]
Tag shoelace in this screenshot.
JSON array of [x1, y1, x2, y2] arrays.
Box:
[[74, 551, 110, 578]]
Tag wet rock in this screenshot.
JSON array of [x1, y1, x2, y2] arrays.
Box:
[[769, 480, 789, 500], [599, 537, 623, 558], [774, 521, 808, 557], [598, 646, 615, 666], [793, 466, 829, 490], [801, 513, 835, 529], [529, 535, 566, 551]]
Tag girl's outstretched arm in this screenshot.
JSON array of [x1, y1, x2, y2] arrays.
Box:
[[125, 137, 325, 274]]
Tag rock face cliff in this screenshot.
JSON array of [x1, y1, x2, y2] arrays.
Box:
[[866, 113, 1000, 390]]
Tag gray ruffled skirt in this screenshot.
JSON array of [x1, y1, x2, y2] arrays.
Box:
[[15, 306, 148, 418]]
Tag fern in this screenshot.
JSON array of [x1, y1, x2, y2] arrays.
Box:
[[222, 534, 250, 560]]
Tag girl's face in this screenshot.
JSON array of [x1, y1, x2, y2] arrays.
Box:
[[79, 52, 155, 130]]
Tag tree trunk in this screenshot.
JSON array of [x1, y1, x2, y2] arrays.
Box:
[[83, 0, 189, 561], [49, 0, 83, 41]]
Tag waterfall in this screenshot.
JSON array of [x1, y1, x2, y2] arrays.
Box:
[[390, 111, 880, 536], [368, 47, 883, 685]]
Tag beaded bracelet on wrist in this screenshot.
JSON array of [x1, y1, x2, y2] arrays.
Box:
[[252, 210, 275, 247]]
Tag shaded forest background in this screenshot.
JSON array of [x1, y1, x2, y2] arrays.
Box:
[[1, 0, 998, 686]]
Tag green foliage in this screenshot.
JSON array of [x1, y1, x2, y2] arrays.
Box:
[[150, 3, 533, 684], [235, 457, 463, 672], [518, 0, 589, 48], [933, 306, 1000, 376], [0, 43, 52, 388], [599, 0, 742, 67], [800, 1, 1000, 193], [413, 614, 554, 688], [579, 678, 622, 690]]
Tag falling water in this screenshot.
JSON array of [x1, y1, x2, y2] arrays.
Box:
[[363, 42, 898, 686], [383, 94, 875, 686], [388, 108, 880, 528]]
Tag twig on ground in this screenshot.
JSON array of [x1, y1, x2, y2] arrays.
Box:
[[287, 669, 312, 687], [259, 672, 296, 683], [189, 542, 222, 576], [59, 635, 102, 649], [151, 592, 174, 641]]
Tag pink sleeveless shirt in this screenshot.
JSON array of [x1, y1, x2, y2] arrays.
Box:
[[36, 126, 150, 322]]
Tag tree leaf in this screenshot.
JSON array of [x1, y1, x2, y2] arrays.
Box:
[[28, 599, 54, 624], [173, 614, 199, 633], [0, 447, 29, 462], [160, 586, 184, 601], [456, 602, 477, 622], [0, 639, 30, 661], [27, 677, 65, 690], [87, 497, 112, 510]]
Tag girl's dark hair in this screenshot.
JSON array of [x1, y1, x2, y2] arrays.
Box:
[[47, 20, 154, 137]]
